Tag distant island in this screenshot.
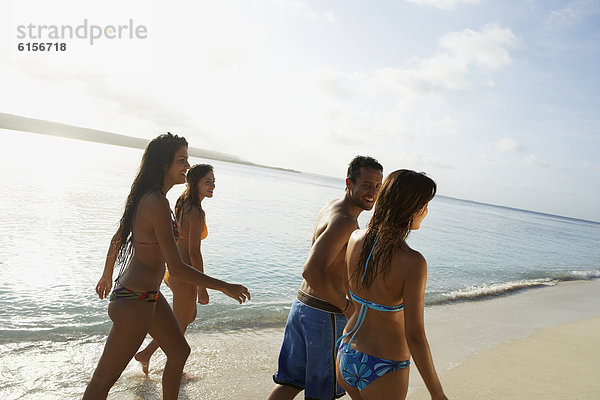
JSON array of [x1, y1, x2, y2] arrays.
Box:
[[0, 112, 300, 174]]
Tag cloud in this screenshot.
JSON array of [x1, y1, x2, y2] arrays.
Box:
[[319, 71, 364, 98], [342, 23, 516, 93], [314, 24, 514, 148], [395, 152, 457, 170], [437, 23, 516, 71], [477, 154, 502, 164], [496, 137, 524, 153], [319, 73, 462, 147], [82, 78, 201, 133], [323, 12, 336, 23], [269, 0, 336, 22], [414, 23, 515, 90], [326, 105, 420, 145], [321, 23, 516, 99], [405, 0, 484, 10], [548, 0, 600, 26], [524, 154, 552, 168], [581, 160, 600, 174]]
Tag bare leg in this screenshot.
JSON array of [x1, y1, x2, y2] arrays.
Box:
[[83, 300, 156, 400], [135, 279, 197, 374], [265, 384, 302, 400], [134, 341, 158, 374], [360, 366, 409, 400], [146, 293, 191, 400]]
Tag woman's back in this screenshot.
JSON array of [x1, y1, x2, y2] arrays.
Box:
[[344, 229, 426, 361]]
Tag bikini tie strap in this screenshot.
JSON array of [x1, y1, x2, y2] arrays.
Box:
[[338, 233, 382, 352], [361, 234, 380, 282]]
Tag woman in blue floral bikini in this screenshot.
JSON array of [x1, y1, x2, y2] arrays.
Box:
[[336, 169, 447, 400]]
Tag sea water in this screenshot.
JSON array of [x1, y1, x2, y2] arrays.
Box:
[[1, 129, 599, 398]]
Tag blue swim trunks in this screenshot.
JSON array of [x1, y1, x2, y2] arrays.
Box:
[[273, 291, 347, 400]]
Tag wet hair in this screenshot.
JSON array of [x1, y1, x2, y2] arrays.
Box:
[[353, 169, 436, 289], [114, 132, 188, 268], [347, 156, 383, 183], [174, 164, 214, 221]]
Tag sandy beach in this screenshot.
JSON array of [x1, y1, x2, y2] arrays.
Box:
[[407, 279, 600, 399], [409, 317, 600, 399], [98, 279, 600, 399]]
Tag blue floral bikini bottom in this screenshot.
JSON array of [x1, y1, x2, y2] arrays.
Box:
[[338, 340, 410, 391]]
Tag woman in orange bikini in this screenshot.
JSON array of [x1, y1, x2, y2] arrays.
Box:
[[134, 164, 216, 374], [85, 134, 249, 400]]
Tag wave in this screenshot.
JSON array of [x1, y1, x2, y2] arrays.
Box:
[[426, 270, 600, 305], [558, 270, 600, 280], [2, 271, 598, 345]]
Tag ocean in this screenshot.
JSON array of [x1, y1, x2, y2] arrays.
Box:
[[1, 128, 599, 399]]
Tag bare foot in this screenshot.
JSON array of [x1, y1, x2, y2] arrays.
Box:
[[134, 352, 150, 375], [182, 372, 199, 381]]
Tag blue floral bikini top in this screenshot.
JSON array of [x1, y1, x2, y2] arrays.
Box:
[[338, 235, 404, 350]]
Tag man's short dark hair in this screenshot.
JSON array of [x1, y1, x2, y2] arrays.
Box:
[[347, 156, 383, 183]]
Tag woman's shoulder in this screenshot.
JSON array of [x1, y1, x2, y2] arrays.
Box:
[[347, 229, 367, 251], [139, 190, 169, 210], [349, 228, 366, 242], [394, 245, 427, 270], [183, 204, 205, 221]]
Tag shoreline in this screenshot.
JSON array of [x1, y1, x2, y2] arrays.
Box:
[[105, 279, 600, 399], [3, 279, 598, 399]]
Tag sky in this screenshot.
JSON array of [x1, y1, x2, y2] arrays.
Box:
[[1, 0, 599, 221]]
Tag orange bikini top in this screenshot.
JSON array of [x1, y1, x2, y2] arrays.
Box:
[[162, 219, 208, 287], [178, 220, 208, 241]]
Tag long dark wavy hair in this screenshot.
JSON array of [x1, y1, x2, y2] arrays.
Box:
[[174, 164, 214, 222], [353, 169, 436, 289], [114, 132, 188, 269]]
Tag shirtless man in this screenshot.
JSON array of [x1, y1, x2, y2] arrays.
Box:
[[267, 156, 383, 400]]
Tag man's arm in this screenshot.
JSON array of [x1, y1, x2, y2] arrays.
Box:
[[301, 215, 357, 312]]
